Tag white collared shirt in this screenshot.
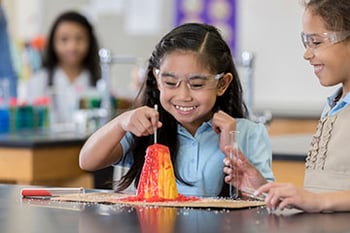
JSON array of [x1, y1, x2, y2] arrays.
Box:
[[26, 67, 92, 123]]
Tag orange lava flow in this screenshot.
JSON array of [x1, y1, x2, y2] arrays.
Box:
[[120, 144, 199, 202]]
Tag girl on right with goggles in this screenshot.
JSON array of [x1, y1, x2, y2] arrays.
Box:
[[253, 0, 350, 213]]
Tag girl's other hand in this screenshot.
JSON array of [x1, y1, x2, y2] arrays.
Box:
[[118, 106, 162, 137], [212, 110, 236, 152], [256, 182, 322, 212], [223, 147, 266, 191]]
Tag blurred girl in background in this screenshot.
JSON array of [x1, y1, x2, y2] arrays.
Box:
[[26, 11, 100, 124]]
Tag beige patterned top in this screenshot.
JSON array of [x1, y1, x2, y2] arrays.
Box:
[[304, 105, 350, 192]]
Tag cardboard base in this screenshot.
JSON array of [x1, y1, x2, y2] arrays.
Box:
[[53, 192, 265, 209]]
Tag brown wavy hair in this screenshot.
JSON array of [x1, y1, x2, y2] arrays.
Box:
[[304, 0, 350, 31]]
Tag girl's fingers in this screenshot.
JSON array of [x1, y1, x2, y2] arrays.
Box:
[[224, 174, 232, 183], [138, 118, 153, 135], [223, 157, 231, 167], [278, 198, 294, 210], [129, 107, 161, 136]]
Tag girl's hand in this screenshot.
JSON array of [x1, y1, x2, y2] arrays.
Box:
[[118, 106, 162, 137], [223, 147, 267, 191], [212, 110, 236, 152], [256, 182, 322, 212]]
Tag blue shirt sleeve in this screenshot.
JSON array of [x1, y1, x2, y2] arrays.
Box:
[[116, 132, 134, 167], [237, 119, 274, 181]]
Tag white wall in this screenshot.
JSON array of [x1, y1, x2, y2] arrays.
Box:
[[3, 0, 42, 40], [237, 0, 337, 117]]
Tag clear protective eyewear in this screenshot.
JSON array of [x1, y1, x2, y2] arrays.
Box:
[[155, 69, 224, 90], [301, 31, 350, 49]]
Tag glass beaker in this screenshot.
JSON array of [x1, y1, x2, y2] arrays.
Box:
[[228, 130, 240, 199]]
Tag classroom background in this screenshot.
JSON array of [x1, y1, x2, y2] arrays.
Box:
[[3, 0, 338, 118], [0, 0, 325, 189]]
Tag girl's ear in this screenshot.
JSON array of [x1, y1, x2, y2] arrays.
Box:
[[216, 73, 233, 96], [152, 67, 158, 78], [153, 68, 160, 89]]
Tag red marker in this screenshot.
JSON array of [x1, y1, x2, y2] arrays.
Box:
[[21, 187, 85, 198]]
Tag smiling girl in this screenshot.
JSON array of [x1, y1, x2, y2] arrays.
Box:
[[79, 23, 274, 197], [256, 0, 350, 213]]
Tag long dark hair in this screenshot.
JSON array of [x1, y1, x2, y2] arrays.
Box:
[[117, 23, 248, 196], [42, 11, 100, 86]]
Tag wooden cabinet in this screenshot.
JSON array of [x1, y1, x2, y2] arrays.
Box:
[[0, 133, 93, 188], [268, 118, 318, 136], [272, 161, 305, 187]]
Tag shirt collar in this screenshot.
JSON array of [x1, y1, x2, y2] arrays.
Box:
[[177, 119, 213, 137], [327, 88, 350, 108], [343, 92, 350, 104]]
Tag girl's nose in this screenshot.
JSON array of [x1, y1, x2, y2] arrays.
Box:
[[176, 81, 192, 100], [303, 47, 314, 60]]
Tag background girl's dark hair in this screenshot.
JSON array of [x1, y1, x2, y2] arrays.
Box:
[[42, 11, 100, 86], [117, 23, 248, 197], [305, 0, 350, 31]]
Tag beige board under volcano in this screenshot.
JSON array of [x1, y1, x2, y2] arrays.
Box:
[[53, 192, 265, 209]]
